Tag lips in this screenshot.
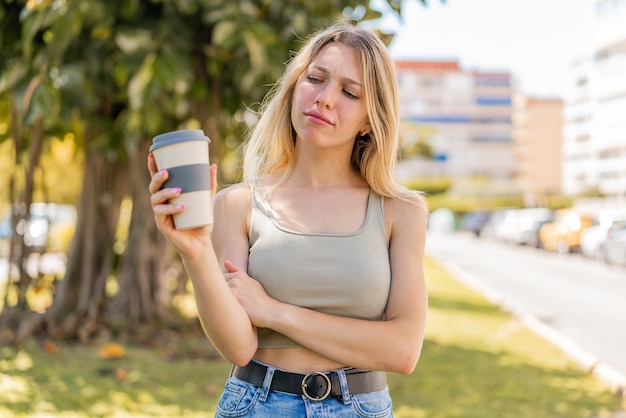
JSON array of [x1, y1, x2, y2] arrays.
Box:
[[305, 110, 333, 125]]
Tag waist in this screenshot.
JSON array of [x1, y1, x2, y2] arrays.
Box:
[[253, 347, 346, 373], [232, 360, 387, 401]]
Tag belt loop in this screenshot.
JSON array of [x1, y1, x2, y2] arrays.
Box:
[[259, 364, 276, 402], [336, 369, 352, 405]]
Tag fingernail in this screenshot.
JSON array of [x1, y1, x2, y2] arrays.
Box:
[[159, 170, 166, 177], [175, 204, 184, 210], [171, 187, 181, 194]]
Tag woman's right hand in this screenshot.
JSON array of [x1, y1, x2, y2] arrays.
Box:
[[147, 153, 217, 260]]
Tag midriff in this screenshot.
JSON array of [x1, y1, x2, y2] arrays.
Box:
[[253, 347, 347, 374]]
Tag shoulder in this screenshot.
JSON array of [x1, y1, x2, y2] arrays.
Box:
[[215, 182, 252, 207], [212, 183, 253, 265], [384, 191, 428, 222], [382, 191, 429, 234], [214, 182, 252, 228]]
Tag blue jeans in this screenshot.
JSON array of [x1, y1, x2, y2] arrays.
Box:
[[214, 366, 393, 417]]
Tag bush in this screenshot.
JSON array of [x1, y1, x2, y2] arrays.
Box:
[[403, 177, 452, 195]]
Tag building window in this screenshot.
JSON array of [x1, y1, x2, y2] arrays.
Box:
[[475, 97, 512, 106]]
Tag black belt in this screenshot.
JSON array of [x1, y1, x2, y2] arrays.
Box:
[[232, 361, 387, 401]]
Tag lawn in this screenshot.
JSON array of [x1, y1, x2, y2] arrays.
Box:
[[0, 256, 624, 417]]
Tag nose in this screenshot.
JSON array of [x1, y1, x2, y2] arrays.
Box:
[[315, 84, 337, 109]]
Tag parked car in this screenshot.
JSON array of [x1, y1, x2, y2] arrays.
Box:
[[538, 209, 593, 254], [0, 215, 10, 257], [428, 208, 456, 233], [580, 210, 626, 260], [21, 205, 50, 252], [0, 208, 50, 252], [0, 215, 11, 240], [0, 203, 77, 254], [603, 220, 626, 266], [507, 208, 554, 247], [480, 208, 516, 240], [460, 210, 491, 237], [45, 204, 77, 253]]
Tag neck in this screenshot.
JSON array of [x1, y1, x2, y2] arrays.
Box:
[[286, 156, 364, 190]]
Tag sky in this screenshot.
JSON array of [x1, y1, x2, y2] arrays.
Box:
[[377, 0, 596, 98]]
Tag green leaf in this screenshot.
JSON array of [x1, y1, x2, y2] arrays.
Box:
[[115, 29, 155, 55], [242, 30, 263, 67], [28, 78, 61, 128], [20, 8, 46, 60], [212, 20, 238, 48], [128, 53, 156, 110], [153, 51, 192, 91], [0, 61, 27, 93]]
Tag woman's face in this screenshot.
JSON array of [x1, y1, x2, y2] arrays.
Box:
[[291, 42, 370, 152]]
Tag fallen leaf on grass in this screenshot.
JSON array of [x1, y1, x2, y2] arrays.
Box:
[[115, 367, 128, 380], [43, 339, 59, 354], [97, 343, 126, 359]]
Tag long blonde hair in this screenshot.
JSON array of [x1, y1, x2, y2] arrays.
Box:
[[243, 21, 416, 199]]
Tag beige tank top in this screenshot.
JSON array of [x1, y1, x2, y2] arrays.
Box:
[[248, 184, 391, 348]]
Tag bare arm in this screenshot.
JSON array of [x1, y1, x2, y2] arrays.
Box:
[[226, 194, 429, 374], [147, 155, 256, 365]]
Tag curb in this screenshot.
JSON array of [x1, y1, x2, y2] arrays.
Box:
[[427, 249, 626, 394]]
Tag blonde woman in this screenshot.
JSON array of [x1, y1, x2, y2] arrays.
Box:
[[148, 21, 428, 417]]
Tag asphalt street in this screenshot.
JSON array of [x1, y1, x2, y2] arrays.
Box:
[[426, 231, 626, 391]]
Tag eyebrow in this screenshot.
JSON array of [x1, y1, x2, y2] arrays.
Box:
[[311, 65, 362, 88]]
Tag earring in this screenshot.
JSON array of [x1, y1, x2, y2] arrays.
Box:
[[359, 129, 368, 136]]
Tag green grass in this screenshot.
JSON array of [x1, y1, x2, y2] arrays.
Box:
[[0, 256, 624, 417]]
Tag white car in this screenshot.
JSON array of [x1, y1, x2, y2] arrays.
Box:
[[580, 210, 626, 260], [604, 220, 626, 266]]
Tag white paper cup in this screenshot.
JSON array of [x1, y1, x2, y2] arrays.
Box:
[[150, 129, 212, 229]]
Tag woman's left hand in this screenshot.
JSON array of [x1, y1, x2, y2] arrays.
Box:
[[224, 259, 278, 328]]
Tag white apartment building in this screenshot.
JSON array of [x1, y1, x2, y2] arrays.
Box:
[[562, 56, 594, 195], [563, 0, 626, 202], [395, 60, 516, 189]]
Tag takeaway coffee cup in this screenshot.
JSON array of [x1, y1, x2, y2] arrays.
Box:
[[150, 129, 212, 230]]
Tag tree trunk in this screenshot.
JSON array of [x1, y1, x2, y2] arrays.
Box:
[[0, 115, 44, 336], [14, 118, 45, 308], [106, 140, 171, 328], [35, 146, 128, 342]]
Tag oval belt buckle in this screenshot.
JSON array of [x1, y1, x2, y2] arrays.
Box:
[[301, 372, 332, 401]]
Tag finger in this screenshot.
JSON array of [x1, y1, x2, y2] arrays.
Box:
[[150, 186, 182, 209], [153, 208, 175, 231], [224, 259, 239, 273], [148, 169, 168, 194], [210, 164, 218, 201], [147, 153, 159, 175]]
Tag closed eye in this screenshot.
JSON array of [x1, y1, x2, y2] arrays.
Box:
[[307, 76, 323, 83], [343, 90, 358, 99]]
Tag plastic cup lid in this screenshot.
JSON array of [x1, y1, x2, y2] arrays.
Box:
[[150, 129, 210, 152]]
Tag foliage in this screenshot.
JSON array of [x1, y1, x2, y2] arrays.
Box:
[[420, 189, 575, 214], [426, 193, 525, 213], [0, 135, 83, 207], [1, 0, 445, 340], [544, 193, 576, 210], [403, 176, 452, 195], [0, 256, 623, 417]]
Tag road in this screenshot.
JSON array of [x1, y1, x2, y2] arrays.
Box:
[[426, 231, 626, 389]]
